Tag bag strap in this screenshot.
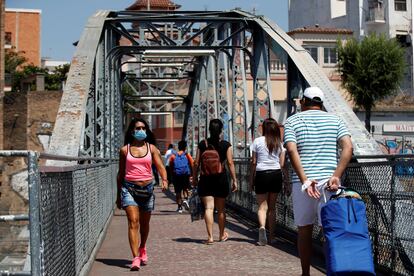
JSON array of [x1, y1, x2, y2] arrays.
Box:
[[205, 139, 218, 150]]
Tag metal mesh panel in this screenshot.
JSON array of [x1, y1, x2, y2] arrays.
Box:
[[229, 156, 414, 276], [40, 162, 117, 276], [342, 158, 414, 275], [40, 171, 76, 276]]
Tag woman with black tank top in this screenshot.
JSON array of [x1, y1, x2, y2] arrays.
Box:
[[192, 119, 238, 244]]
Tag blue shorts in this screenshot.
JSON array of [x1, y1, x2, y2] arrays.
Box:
[[121, 180, 155, 212]]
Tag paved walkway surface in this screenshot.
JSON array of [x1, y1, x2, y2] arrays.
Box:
[[89, 187, 325, 275]]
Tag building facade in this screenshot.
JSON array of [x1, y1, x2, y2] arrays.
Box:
[[5, 8, 41, 66], [287, 26, 353, 84], [1, 0, 5, 150], [289, 0, 413, 94], [289, 0, 414, 153]]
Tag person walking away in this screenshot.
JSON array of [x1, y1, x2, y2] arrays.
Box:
[[192, 119, 238, 244], [164, 144, 175, 187], [169, 140, 194, 213], [249, 118, 286, 245], [116, 118, 168, 271], [283, 87, 353, 276]]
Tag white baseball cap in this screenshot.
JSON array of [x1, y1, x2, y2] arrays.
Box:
[[303, 86, 324, 103]]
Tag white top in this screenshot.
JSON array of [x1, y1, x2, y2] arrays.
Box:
[[252, 136, 285, 171], [164, 149, 175, 166]]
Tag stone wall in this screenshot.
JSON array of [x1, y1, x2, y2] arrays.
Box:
[[2, 90, 62, 192], [3, 90, 62, 151], [0, 90, 62, 268]]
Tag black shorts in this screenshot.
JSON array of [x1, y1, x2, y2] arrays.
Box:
[[198, 173, 229, 198], [254, 169, 283, 194], [173, 174, 190, 194]]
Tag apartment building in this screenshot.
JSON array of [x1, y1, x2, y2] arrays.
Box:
[[5, 8, 41, 66], [289, 0, 413, 94], [4, 8, 41, 92], [289, 0, 414, 153]]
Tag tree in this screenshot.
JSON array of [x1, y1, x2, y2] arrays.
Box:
[[45, 64, 70, 90], [5, 50, 27, 74], [337, 33, 406, 132], [5, 50, 29, 91], [5, 50, 70, 91]]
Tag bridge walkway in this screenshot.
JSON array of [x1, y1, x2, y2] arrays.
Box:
[[89, 187, 325, 275]]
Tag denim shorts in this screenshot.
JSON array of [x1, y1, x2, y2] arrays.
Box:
[[121, 180, 155, 212]]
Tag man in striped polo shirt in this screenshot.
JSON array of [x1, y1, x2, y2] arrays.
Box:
[[284, 86, 353, 276]]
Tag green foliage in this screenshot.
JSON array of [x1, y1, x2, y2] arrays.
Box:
[[5, 50, 27, 73], [5, 50, 70, 91], [45, 64, 70, 90], [337, 33, 406, 130]]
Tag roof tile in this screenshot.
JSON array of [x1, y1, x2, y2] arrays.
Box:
[[126, 0, 181, 10], [287, 26, 353, 35]]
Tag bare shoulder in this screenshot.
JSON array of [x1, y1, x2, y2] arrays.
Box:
[[150, 144, 160, 153], [120, 145, 128, 155]]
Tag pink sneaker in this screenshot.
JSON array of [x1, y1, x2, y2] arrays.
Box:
[[139, 247, 148, 265], [130, 256, 140, 271]]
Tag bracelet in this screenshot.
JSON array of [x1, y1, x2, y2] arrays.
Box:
[[301, 180, 312, 193]]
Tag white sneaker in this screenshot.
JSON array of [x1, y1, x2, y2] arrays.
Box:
[[258, 227, 267, 246], [176, 206, 183, 213], [182, 200, 190, 211]]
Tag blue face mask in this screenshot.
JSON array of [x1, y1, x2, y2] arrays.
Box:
[[133, 130, 147, 141]]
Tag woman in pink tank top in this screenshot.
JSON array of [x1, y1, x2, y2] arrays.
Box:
[[116, 118, 167, 271]]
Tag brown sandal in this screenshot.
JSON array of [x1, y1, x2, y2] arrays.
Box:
[[203, 240, 214, 245]]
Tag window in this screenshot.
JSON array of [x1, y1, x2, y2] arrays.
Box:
[[304, 47, 318, 63], [174, 112, 184, 125], [5, 32, 12, 46], [396, 34, 410, 47], [395, 0, 407, 11], [324, 47, 337, 64]]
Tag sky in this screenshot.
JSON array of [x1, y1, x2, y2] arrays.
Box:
[[6, 0, 288, 62]]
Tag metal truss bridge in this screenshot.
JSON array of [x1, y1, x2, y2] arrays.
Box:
[[47, 9, 381, 159], [4, 9, 413, 276]]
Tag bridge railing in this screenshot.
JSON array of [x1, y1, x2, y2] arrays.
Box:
[[0, 151, 118, 276], [229, 155, 414, 276]]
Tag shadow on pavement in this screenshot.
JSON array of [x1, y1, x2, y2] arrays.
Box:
[[173, 237, 205, 244], [95, 258, 130, 269], [223, 236, 256, 244]]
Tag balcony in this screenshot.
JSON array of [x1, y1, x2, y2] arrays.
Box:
[[365, 7, 386, 24]]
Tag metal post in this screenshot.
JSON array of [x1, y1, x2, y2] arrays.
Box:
[[390, 156, 396, 272], [28, 151, 42, 276]]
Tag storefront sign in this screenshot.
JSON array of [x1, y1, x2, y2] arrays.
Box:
[[383, 124, 414, 133]]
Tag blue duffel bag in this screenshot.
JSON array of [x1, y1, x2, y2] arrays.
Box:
[[321, 187, 375, 276]]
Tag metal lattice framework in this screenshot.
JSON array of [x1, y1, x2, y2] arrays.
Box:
[[33, 8, 414, 275], [48, 9, 382, 159]]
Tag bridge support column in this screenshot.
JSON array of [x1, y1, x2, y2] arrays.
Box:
[[251, 29, 275, 139], [231, 29, 251, 158]]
